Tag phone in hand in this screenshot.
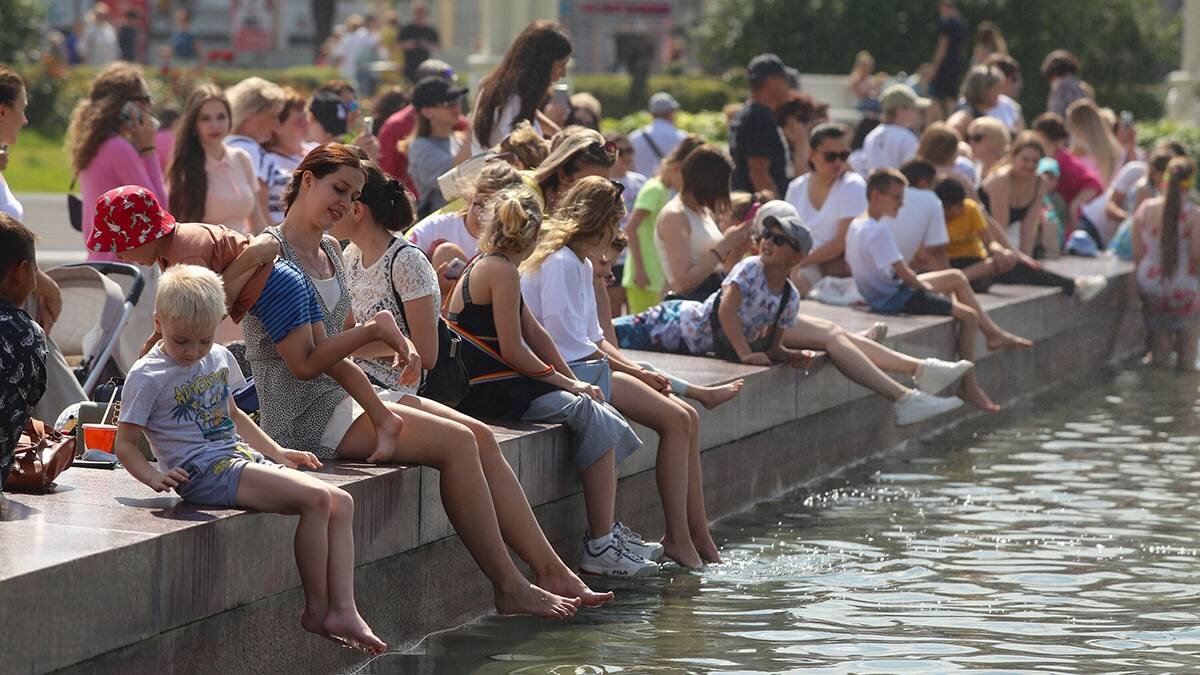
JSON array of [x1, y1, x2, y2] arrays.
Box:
[[363, 115, 375, 136], [120, 101, 143, 125], [444, 257, 467, 279]]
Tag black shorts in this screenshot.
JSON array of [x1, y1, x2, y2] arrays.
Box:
[[874, 286, 954, 316]]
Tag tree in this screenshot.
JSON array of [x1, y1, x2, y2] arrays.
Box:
[[694, 0, 1181, 119], [0, 0, 44, 63]]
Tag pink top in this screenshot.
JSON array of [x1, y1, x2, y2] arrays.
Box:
[[81, 136, 168, 262], [203, 146, 258, 233], [154, 128, 175, 173]]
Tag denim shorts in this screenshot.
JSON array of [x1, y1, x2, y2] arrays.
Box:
[[176, 445, 282, 507], [872, 286, 953, 316]]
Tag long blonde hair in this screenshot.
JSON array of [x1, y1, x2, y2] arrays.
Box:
[[1161, 156, 1196, 279], [1066, 99, 1120, 185], [521, 175, 625, 273], [66, 63, 147, 172], [477, 183, 544, 255]]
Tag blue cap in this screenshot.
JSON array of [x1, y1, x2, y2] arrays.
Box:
[[1064, 230, 1098, 257], [1037, 157, 1060, 177]]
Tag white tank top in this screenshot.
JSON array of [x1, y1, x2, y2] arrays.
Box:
[[653, 196, 723, 284]]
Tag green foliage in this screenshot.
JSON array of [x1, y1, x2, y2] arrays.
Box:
[[602, 110, 731, 144], [0, 0, 43, 62], [5, 130, 72, 193], [1136, 120, 1200, 158], [694, 0, 1180, 120], [572, 74, 741, 120]]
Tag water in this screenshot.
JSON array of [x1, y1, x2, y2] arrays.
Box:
[[364, 368, 1200, 673]]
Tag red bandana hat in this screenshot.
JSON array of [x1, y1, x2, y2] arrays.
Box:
[[87, 185, 176, 254]]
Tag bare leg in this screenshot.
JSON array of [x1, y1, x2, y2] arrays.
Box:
[[920, 269, 1032, 350], [337, 403, 581, 619], [783, 317, 911, 401], [393, 395, 611, 607], [949, 300, 998, 413], [679, 400, 721, 564], [611, 372, 703, 568], [235, 464, 386, 654], [580, 450, 617, 539], [324, 358, 402, 464]]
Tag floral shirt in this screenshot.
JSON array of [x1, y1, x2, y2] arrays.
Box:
[[343, 239, 440, 392], [0, 301, 47, 483], [1136, 202, 1200, 317], [644, 256, 801, 354]]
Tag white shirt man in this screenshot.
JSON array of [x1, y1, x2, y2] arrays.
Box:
[[629, 92, 688, 177]]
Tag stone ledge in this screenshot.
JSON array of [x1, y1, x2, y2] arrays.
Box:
[[2, 257, 1139, 674]]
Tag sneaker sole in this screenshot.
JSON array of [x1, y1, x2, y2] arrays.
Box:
[[579, 565, 659, 578]]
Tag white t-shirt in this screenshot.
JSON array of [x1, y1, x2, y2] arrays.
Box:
[[406, 211, 480, 259], [475, 94, 544, 153], [883, 187, 949, 263], [521, 246, 604, 363], [262, 149, 302, 224], [629, 119, 688, 177], [332, 28, 379, 83], [862, 124, 919, 173], [0, 172, 22, 220], [1081, 160, 1146, 242], [954, 155, 978, 187], [845, 215, 905, 306], [984, 94, 1024, 132], [224, 135, 269, 184], [784, 172, 868, 249]]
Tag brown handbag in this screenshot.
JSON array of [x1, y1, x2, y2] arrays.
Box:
[[4, 419, 76, 494]]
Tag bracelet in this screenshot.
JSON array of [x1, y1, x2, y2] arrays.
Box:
[[138, 145, 156, 154]]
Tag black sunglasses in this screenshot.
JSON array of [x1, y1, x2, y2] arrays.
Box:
[[968, 133, 986, 143], [756, 229, 798, 250], [823, 151, 851, 163], [582, 140, 618, 163]]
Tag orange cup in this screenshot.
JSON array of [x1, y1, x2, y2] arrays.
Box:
[[82, 423, 118, 453]]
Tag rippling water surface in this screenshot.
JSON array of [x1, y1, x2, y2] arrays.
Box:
[[367, 368, 1200, 673]]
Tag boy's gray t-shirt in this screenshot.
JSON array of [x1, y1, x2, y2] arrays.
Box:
[[119, 343, 248, 470]]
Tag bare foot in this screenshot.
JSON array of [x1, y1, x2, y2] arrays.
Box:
[[495, 582, 582, 619], [534, 570, 614, 608], [959, 381, 1000, 413], [692, 533, 724, 565], [986, 331, 1033, 351], [301, 607, 350, 648], [366, 411, 405, 463], [323, 608, 387, 655], [661, 537, 704, 569], [695, 380, 744, 409]]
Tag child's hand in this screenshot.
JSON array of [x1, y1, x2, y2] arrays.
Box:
[[149, 467, 190, 493], [280, 449, 323, 470], [247, 233, 281, 265], [740, 352, 772, 366]]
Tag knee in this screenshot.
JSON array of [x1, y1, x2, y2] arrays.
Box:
[[683, 401, 700, 426], [441, 423, 482, 464], [299, 483, 333, 515], [957, 305, 979, 324], [328, 488, 354, 518]]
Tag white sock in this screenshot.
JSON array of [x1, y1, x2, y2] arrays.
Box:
[[588, 533, 614, 549]]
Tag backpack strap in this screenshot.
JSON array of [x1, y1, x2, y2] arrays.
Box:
[[640, 128, 665, 160]]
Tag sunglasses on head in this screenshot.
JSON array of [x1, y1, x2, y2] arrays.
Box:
[[823, 151, 851, 163], [582, 140, 618, 163]]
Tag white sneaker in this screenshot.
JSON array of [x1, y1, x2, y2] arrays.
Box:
[[1075, 274, 1108, 302], [612, 522, 664, 561], [580, 536, 659, 578], [894, 390, 964, 427], [914, 358, 974, 393]]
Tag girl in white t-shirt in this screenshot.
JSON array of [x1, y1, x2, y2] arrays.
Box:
[[522, 176, 721, 569], [784, 123, 868, 293], [407, 160, 521, 297], [471, 21, 571, 152]]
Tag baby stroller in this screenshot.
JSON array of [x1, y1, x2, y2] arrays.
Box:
[[45, 262, 145, 398]]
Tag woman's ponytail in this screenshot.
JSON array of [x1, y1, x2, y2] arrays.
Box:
[[1161, 156, 1195, 279]]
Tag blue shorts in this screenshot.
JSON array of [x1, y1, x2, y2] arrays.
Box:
[[176, 445, 282, 507], [569, 358, 613, 400], [872, 286, 954, 316], [251, 260, 325, 343]]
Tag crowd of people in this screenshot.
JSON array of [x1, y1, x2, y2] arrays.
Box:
[[2, 2, 1196, 656]]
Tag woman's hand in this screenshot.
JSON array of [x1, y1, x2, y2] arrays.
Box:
[[127, 108, 157, 151], [567, 378, 604, 401], [720, 220, 754, 258], [353, 130, 380, 162], [637, 367, 671, 394], [148, 467, 190, 493], [397, 349, 422, 388], [280, 449, 323, 470], [634, 265, 650, 288]]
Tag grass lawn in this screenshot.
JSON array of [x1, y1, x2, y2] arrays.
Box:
[[6, 131, 73, 194]]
